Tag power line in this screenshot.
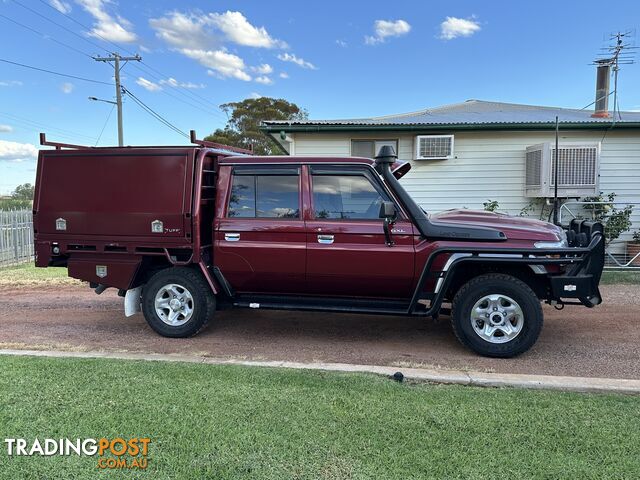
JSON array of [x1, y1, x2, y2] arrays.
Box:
[[0, 58, 111, 85], [122, 86, 189, 138], [94, 53, 142, 146], [36, 0, 226, 118], [0, 111, 102, 143], [37, 0, 129, 54], [12, 0, 109, 55], [579, 90, 615, 111], [128, 63, 227, 120], [133, 62, 227, 116], [0, 12, 93, 58], [10, 8, 223, 120], [95, 103, 116, 146]]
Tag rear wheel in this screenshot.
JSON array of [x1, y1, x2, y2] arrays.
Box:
[[451, 274, 543, 358], [142, 267, 215, 338]]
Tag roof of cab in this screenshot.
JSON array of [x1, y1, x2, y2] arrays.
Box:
[[218, 155, 375, 165]]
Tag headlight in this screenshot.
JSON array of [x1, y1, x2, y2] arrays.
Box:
[[535, 229, 568, 249]]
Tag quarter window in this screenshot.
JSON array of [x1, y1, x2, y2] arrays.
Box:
[[312, 174, 391, 220], [228, 174, 299, 218]]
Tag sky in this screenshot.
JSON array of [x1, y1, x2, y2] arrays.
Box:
[[0, 0, 639, 194]]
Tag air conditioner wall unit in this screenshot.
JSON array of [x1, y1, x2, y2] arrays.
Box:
[[415, 134, 454, 160], [524, 142, 600, 198]]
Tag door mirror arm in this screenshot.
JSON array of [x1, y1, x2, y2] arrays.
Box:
[[379, 201, 397, 247]]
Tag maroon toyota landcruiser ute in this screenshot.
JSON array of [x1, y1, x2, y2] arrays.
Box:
[[33, 132, 605, 357]]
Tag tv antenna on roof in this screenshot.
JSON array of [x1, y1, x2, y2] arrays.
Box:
[[593, 31, 637, 120]]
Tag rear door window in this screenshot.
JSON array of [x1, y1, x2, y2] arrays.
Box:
[[228, 170, 300, 218]]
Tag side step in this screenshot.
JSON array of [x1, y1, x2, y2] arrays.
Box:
[[232, 294, 430, 316]]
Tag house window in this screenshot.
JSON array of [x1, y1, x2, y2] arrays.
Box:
[[351, 140, 398, 159], [228, 170, 300, 218]]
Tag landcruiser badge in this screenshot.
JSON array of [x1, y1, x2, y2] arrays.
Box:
[[564, 285, 577, 292], [96, 265, 107, 278], [55, 218, 67, 231], [151, 220, 163, 233]]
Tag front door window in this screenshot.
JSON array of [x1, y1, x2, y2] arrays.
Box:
[[311, 173, 390, 220]]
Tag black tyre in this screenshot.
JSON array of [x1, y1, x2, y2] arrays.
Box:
[[451, 273, 543, 358], [142, 267, 216, 338]]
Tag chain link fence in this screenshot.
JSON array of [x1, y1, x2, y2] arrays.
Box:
[[1, 204, 637, 270], [0, 210, 34, 267], [559, 200, 640, 269]]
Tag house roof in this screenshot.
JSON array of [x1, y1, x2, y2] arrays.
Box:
[[261, 100, 640, 133]]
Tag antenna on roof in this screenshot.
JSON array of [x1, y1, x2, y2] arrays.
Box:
[[592, 31, 637, 119], [552, 116, 560, 226]]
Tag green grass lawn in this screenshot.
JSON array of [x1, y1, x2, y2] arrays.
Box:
[[0, 263, 78, 287], [3, 263, 638, 288], [0, 356, 638, 479], [600, 270, 640, 284]]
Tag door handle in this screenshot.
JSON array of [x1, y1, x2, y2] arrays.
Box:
[[224, 233, 240, 242], [317, 234, 334, 244]]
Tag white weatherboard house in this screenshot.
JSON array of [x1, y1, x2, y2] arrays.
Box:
[[262, 99, 640, 256]]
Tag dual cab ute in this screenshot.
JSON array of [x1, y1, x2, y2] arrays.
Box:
[[33, 133, 605, 357]]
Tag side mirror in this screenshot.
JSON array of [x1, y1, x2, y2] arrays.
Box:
[[379, 201, 397, 246], [379, 201, 397, 221]]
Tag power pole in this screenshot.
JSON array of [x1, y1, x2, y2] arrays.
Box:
[[93, 52, 141, 146]]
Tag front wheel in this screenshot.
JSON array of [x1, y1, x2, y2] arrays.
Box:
[[142, 267, 216, 338], [451, 274, 543, 358]]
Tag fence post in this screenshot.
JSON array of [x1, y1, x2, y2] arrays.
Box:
[[12, 210, 19, 264]]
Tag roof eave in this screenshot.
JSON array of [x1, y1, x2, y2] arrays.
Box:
[[260, 122, 640, 133]]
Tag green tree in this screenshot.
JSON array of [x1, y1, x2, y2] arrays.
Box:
[[205, 97, 308, 155], [483, 199, 500, 212], [0, 183, 34, 209], [581, 192, 633, 245], [12, 183, 34, 201]]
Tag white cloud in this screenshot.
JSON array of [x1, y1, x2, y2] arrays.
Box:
[[0, 140, 38, 162], [0, 125, 13, 133], [252, 63, 273, 75], [159, 77, 205, 89], [191, 49, 250, 81], [61, 82, 74, 94], [279, 72, 289, 79], [439, 16, 481, 40], [335, 39, 347, 47], [76, 0, 137, 43], [149, 12, 216, 50], [136, 77, 162, 92], [50, 0, 71, 14], [365, 19, 411, 45], [150, 11, 293, 82], [152, 11, 287, 81], [0, 80, 23, 87], [254, 75, 273, 85], [248, 92, 262, 99], [206, 11, 287, 48], [277, 53, 316, 70]]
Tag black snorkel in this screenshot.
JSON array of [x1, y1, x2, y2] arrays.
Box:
[[374, 145, 506, 241]]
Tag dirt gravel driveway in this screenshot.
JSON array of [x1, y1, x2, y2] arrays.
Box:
[[1, 284, 639, 379]]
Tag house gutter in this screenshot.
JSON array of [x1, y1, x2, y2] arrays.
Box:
[[261, 122, 640, 134]]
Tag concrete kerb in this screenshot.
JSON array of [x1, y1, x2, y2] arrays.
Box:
[[1, 348, 639, 395]]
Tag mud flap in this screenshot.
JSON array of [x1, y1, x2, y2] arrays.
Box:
[[124, 286, 143, 317]]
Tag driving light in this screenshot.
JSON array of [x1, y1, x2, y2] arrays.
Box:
[[534, 240, 566, 249], [535, 229, 568, 249]]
